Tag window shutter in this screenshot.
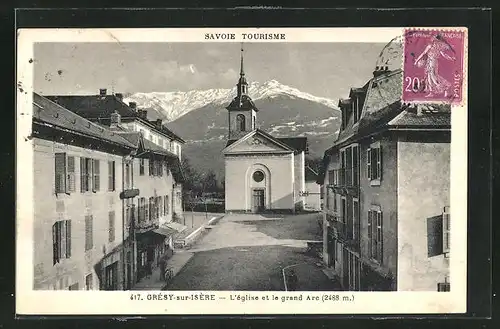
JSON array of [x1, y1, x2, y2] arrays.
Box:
[[52, 222, 59, 265], [80, 158, 86, 192], [109, 211, 115, 242], [427, 215, 444, 257], [377, 146, 382, 180], [378, 211, 383, 263], [93, 159, 100, 191], [54, 153, 66, 193], [66, 220, 71, 258], [367, 211, 372, 257], [67, 156, 75, 192], [443, 208, 450, 253], [367, 148, 371, 180]]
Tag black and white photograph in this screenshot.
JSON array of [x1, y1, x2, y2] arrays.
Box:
[[16, 27, 468, 315]]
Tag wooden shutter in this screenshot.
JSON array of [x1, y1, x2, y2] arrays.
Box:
[[65, 220, 71, 258], [80, 158, 86, 192], [443, 208, 450, 253], [109, 211, 115, 242], [54, 153, 66, 193], [377, 211, 383, 263], [85, 215, 93, 251], [52, 222, 59, 264], [92, 159, 100, 191], [367, 148, 371, 180], [427, 215, 444, 257], [377, 146, 382, 180], [67, 156, 75, 192], [367, 211, 372, 258]]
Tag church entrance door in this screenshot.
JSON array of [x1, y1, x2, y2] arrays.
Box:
[[252, 189, 265, 213]]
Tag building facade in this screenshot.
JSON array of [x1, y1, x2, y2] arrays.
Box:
[[318, 67, 451, 292], [223, 49, 309, 213], [33, 92, 186, 290]]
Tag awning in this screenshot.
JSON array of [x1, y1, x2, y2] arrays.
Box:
[[153, 225, 177, 237], [164, 221, 187, 234]]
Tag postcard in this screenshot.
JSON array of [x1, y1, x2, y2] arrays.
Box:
[[16, 27, 468, 315]]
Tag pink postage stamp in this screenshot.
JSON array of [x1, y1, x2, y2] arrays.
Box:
[[403, 28, 466, 104]]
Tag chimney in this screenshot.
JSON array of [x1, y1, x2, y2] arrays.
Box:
[[138, 109, 148, 120], [99, 88, 107, 97], [115, 93, 123, 101], [129, 102, 137, 110], [373, 66, 383, 78], [110, 110, 121, 127], [155, 119, 162, 129]]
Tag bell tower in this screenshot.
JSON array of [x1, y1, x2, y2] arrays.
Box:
[[226, 45, 258, 140]]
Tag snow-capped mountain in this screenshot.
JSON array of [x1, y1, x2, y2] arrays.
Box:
[[124, 80, 339, 122]]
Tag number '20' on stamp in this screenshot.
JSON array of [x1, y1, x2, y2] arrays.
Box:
[[403, 29, 465, 105]]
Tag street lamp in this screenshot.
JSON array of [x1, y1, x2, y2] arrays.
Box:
[[282, 263, 301, 291]]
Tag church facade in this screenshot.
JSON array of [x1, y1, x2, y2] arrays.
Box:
[[222, 49, 310, 213]]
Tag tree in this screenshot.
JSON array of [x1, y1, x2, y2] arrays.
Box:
[[181, 157, 202, 197], [202, 170, 218, 194]]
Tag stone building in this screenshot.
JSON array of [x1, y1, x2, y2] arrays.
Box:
[[222, 49, 311, 213], [32, 92, 185, 290], [318, 67, 451, 291]]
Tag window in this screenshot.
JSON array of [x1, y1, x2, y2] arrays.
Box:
[[85, 274, 93, 290], [92, 159, 100, 191], [253, 170, 265, 182], [333, 192, 337, 212], [165, 195, 169, 215], [108, 161, 115, 191], [427, 207, 450, 257], [138, 197, 146, 223], [437, 281, 451, 292], [158, 197, 163, 217], [139, 159, 145, 175], [352, 145, 359, 187], [158, 138, 162, 147], [55, 153, 75, 193], [149, 197, 154, 221], [52, 220, 71, 264], [85, 215, 93, 251], [104, 262, 118, 290], [108, 211, 115, 242], [327, 170, 334, 185], [353, 199, 359, 240], [368, 209, 383, 263], [80, 157, 92, 192], [236, 114, 245, 131], [149, 158, 154, 176], [367, 145, 382, 181], [125, 163, 131, 189]]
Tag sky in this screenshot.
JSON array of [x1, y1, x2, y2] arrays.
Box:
[[34, 42, 398, 101]]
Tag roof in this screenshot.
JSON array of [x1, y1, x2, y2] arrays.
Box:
[[44, 94, 185, 143], [335, 69, 403, 146], [44, 94, 137, 119], [32, 93, 136, 149], [305, 166, 318, 182], [226, 94, 259, 112], [117, 131, 185, 183], [225, 132, 308, 153], [387, 104, 451, 128]]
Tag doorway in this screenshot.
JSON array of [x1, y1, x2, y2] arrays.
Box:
[[252, 189, 265, 213]]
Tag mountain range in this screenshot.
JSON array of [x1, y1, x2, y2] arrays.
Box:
[[124, 80, 341, 180]]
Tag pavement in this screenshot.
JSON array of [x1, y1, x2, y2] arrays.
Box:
[[163, 212, 341, 291], [132, 250, 194, 290]]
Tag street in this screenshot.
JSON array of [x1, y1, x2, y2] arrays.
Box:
[[165, 212, 341, 291]]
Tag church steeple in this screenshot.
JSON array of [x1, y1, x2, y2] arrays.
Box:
[[237, 45, 248, 97]]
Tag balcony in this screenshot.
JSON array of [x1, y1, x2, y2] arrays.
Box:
[[327, 167, 359, 196], [326, 214, 360, 252]]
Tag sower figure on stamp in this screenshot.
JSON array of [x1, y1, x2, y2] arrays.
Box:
[[287, 269, 299, 291]]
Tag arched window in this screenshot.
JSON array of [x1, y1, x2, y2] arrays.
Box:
[[236, 114, 245, 131]]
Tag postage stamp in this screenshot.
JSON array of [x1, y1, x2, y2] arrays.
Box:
[[403, 29, 466, 104], [16, 27, 468, 316]]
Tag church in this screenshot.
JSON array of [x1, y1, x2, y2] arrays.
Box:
[[222, 48, 312, 213]]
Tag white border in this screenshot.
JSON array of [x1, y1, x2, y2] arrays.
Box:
[[16, 27, 468, 315]]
